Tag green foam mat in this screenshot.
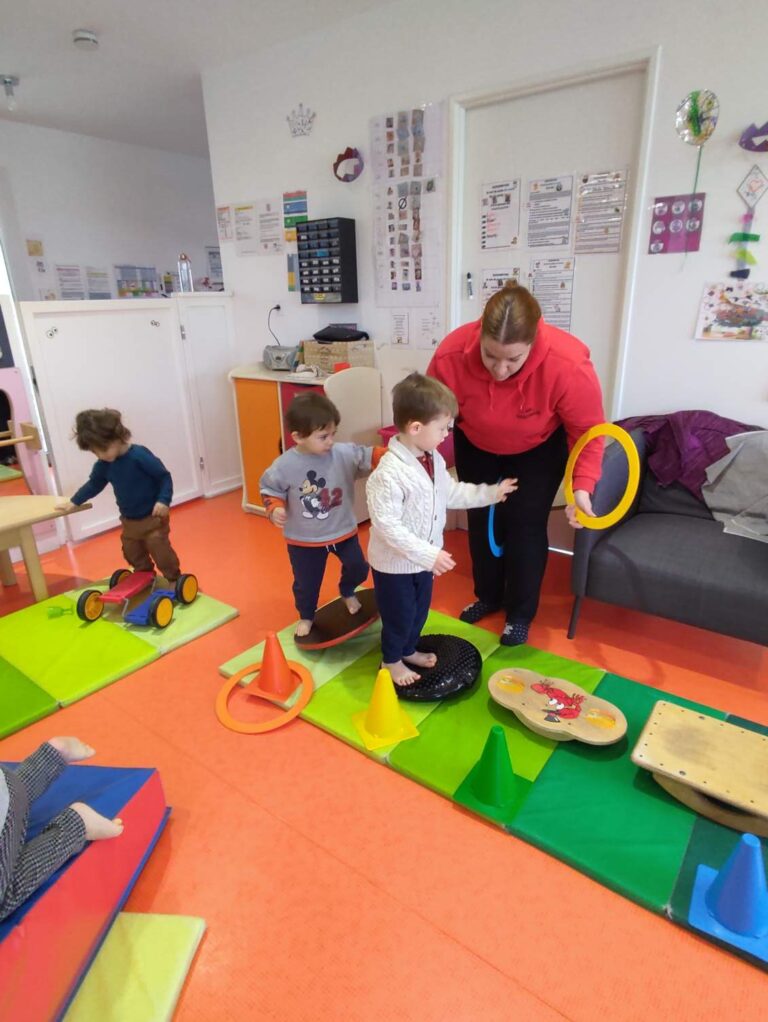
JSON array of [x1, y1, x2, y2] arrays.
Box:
[[136, 593, 238, 653], [300, 644, 437, 760], [510, 674, 727, 911], [388, 645, 604, 802], [667, 714, 768, 947], [219, 615, 383, 691], [300, 611, 499, 760], [0, 464, 23, 481], [0, 656, 58, 738], [0, 596, 158, 705], [67, 581, 238, 654], [64, 913, 206, 1022]]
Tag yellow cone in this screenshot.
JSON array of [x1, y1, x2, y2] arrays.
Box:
[[352, 668, 420, 751]]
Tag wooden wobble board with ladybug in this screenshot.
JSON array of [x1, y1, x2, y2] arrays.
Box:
[[488, 667, 627, 745]]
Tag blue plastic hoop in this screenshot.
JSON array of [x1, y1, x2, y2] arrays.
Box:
[[488, 478, 504, 558]]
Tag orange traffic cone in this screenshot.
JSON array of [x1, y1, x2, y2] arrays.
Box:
[[253, 632, 299, 699], [352, 668, 420, 751]]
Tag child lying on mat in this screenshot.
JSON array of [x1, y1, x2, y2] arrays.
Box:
[[0, 738, 123, 922], [366, 373, 516, 687], [260, 392, 385, 639], [57, 408, 183, 584]]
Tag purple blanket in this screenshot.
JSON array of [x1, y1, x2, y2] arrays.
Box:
[[617, 410, 761, 499]]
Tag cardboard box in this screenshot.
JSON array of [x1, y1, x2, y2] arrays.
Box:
[[302, 339, 374, 372]]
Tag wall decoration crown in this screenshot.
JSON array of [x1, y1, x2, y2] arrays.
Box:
[[287, 103, 316, 137]]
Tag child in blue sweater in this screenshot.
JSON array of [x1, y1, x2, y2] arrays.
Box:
[[57, 408, 182, 581]]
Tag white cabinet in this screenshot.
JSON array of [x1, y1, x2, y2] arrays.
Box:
[[176, 295, 241, 497], [20, 295, 240, 543]]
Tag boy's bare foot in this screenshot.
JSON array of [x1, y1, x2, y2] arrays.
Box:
[[403, 651, 437, 669], [295, 619, 313, 637], [49, 737, 95, 763], [385, 660, 421, 686], [70, 802, 124, 840], [343, 595, 362, 615]]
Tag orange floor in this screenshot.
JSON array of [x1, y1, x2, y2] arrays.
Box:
[[2, 490, 767, 1021]]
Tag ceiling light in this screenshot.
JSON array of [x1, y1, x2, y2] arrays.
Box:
[[72, 29, 99, 51], [1, 76, 19, 113]]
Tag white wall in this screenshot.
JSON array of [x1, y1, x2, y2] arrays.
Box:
[[202, 0, 768, 427], [0, 119, 218, 301]]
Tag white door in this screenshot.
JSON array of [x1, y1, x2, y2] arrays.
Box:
[[175, 295, 242, 497], [456, 68, 646, 411], [23, 301, 202, 542]]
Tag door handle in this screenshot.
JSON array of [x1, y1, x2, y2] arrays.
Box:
[[466, 272, 474, 299]]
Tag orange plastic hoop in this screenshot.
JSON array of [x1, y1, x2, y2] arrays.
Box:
[[215, 660, 314, 734]]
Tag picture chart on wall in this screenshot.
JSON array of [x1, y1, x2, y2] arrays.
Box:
[[370, 102, 446, 347]]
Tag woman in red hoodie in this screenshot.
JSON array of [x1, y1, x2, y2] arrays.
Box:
[[427, 282, 604, 645]]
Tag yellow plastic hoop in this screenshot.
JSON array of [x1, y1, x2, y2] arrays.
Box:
[[215, 661, 314, 734], [564, 423, 640, 530]]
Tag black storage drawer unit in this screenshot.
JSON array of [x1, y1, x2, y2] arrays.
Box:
[[297, 217, 358, 304]]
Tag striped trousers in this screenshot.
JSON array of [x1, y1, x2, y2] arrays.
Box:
[[0, 743, 86, 922]]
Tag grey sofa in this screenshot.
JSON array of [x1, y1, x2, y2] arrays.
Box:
[[568, 428, 768, 646]]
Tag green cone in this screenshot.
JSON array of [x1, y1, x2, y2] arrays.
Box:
[[453, 725, 522, 826]]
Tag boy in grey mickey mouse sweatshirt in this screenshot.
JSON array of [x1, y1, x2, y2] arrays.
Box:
[[259, 392, 385, 637]]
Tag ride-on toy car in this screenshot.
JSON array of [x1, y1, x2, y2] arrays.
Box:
[[76, 569, 199, 628]]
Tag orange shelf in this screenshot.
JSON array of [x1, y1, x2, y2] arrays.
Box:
[[232, 378, 282, 510]]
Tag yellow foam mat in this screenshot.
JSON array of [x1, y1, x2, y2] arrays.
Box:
[[64, 913, 205, 1022]]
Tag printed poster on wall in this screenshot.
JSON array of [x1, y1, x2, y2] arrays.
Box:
[[233, 199, 284, 255], [234, 202, 258, 253], [257, 200, 284, 254], [574, 170, 628, 254], [391, 310, 410, 345], [481, 266, 524, 304], [216, 205, 234, 242], [26, 237, 58, 299], [695, 281, 768, 341], [206, 246, 222, 283], [481, 180, 521, 250], [55, 264, 86, 301], [526, 175, 573, 250], [530, 257, 575, 331], [414, 308, 443, 349], [114, 265, 160, 298], [86, 267, 112, 299]]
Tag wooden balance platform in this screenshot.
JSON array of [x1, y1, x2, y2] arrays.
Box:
[[631, 700, 768, 836]]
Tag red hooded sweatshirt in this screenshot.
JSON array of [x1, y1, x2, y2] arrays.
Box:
[[427, 318, 605, 492]]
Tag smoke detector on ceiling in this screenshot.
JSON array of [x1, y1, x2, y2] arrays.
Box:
[[72, 29, 99, 51]]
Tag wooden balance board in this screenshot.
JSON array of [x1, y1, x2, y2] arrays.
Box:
[[488, 667, 627, 745], [631, 700, 768, 837], [294, 588, 379, 650]]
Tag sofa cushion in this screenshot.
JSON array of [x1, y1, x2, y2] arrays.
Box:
[[637, 472, 713, 520], [587, 513, 768, 645]]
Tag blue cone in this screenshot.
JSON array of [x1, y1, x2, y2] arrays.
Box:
[[705, 834, 768, 937]]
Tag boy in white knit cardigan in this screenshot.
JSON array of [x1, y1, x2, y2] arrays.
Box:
[[366, 374, 516, 686]]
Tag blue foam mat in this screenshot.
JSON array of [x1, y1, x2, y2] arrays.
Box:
[[0, 762, 157, 941]]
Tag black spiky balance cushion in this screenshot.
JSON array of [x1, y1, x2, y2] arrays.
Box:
[[396, 633, 482, 702]]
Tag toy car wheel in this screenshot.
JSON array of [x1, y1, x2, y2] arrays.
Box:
[[77, 589, 104, 622], [175, 573, 199, 605], [109, 568, 132, 589], [149, 594, 174, 629]]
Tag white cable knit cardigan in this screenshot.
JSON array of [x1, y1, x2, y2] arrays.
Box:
[[366, 435, 504, 574]]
